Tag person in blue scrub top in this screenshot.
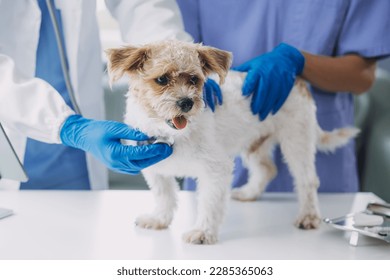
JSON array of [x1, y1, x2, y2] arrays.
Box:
[[177, 0, 390, 192]]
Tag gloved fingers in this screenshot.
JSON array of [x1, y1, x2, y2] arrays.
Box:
[[242, 69, 259, 96], [250, 77, 266, 115], [112, 122, 150, 141], [208, 78, 223, 105], [123, 143, 173, 161], [203, 81, 215, 112], [259, 79, 278, 120], [272, 82, 290, 115]]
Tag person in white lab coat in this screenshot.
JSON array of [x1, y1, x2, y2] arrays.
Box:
[[0, 0, 192, 190]]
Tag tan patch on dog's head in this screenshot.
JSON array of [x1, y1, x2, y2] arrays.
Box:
[[105, 46, 151, 84], [197, 45, 232, 84], [106, 41, 232, 130]]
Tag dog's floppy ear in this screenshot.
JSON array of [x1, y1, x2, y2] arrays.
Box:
[[105, 46, 150, 84], [197, 45, 232, 84]]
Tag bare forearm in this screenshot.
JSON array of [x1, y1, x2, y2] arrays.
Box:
[[301, 52, 376, 95]]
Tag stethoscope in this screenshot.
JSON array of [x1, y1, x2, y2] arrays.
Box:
[[45, 0, 82, 115]]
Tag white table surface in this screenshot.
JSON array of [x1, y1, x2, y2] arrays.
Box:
[[0, 190, 389, 260]]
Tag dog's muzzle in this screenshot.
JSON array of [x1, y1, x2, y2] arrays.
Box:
[[165, 98, 193, 130], [176, 98, 194, 113]]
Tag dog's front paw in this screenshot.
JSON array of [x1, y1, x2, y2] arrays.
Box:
[[135, 214, 170, 230], [231, 186, 259, 202], [295, 214, 321, 229], [182, 229, 217, 245]]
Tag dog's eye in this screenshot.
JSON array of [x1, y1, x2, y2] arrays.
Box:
[[155, 75, 169, 86], [189, 76, 199, 85]]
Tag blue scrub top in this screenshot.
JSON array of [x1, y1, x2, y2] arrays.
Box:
[[20, 0, 90, 190], [178, 0, 390, 192]]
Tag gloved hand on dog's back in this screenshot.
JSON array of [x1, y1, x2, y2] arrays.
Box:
[[60, 115, 173, 174], [233, 43, 305, 120], [202, 43, 304, 119]]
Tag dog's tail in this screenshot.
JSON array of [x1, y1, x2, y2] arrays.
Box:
[[316, 125, 360, 153]]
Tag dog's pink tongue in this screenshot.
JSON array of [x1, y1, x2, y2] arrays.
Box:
[[172, 116, 187, 130]]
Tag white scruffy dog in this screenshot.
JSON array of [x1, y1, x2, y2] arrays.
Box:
[[106, 40, 358, 244]]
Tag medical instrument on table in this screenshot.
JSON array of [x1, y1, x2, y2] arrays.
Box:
[[324, 202, 390, 246], [46, 0, 81, 115]]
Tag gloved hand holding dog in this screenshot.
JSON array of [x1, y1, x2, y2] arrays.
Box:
[[60, 115, 173, 174], [203, 43, 305, 120], [234, 43, 305, 120]]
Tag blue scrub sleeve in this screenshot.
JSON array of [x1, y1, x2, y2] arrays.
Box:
[[337, 0, 390, 58]]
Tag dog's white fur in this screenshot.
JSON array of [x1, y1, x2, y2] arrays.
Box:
[[106, 40, 359, 244]]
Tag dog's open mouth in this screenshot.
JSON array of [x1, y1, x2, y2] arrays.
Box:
[[166, 116, 188, 130]]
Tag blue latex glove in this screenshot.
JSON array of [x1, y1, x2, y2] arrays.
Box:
[[203, 78, 222, 112], [60, 115, 172, 174], [233, 43, 305, 120]]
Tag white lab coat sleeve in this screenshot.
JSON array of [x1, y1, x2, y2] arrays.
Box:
[[0, 54, 75, 144], [104, 0, 193, 44]]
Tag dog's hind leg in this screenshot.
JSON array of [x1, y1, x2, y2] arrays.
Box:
[[231, 135, 276, 201], [278, 125, 321, 229], [135, 172, 178, 230], [182, 156, 233, 244]]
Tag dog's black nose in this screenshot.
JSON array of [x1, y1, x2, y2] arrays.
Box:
[[176, 98, 194, 113]]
